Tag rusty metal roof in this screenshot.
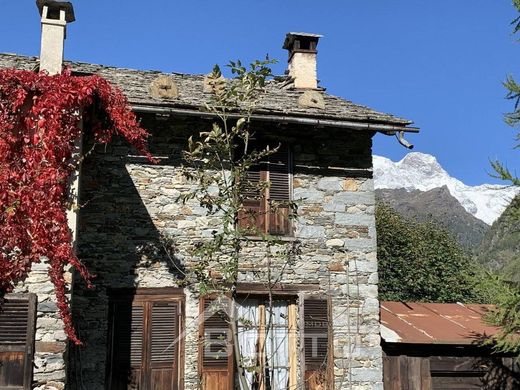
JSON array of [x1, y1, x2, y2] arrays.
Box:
[[380, 301, 501, 345]]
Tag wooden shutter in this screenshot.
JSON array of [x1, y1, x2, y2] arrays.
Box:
[[108, 300, 144, 389], [107, 293, 182, 390], [238, 168, 266, 234], [149, 302, 179, 388], [238, 141, 292, 236], [0, 294, 37, 390], [266, 145, 291, 236], [200, 298, 232, 390], [303, 297, 330, 390]]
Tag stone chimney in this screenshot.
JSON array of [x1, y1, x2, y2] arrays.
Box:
[[36, 0, 75, 75], [283, 32, 322, 89]]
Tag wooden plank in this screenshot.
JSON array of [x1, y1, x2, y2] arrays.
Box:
[[23, 294, 36, 390], [383, 356, 397, 390], [261, 170, 269, 234], [236, 283, 320, 295], [399, 356, 410, 390], [150, 368, 174, 389], [299, 294, 306, 389], [288, 303, 297, 389], [0, 346, 25, 353], [0, 352, 24, 388], [238, 199, 264, 234], [258, 304, 266, 390], [421, 357, 432, 390], [202, 371, 229, 390], [407, 357, 422, 390], [429, 356, 484, 373], [431, 375, 482, 389], [178, 299, 185, 390]]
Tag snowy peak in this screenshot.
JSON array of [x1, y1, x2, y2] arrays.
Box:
[[373, 152, 452, 193], [399, 153, 445, 176], [373, 152, 519, 225]]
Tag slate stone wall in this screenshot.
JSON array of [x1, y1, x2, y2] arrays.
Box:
[[19, 114, 382, 389], [13, 263, 70, 390]]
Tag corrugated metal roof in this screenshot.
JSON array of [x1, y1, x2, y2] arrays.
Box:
[[380, 301, 501, 345]]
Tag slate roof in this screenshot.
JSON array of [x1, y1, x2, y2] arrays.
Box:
[[0, 53, 416, 131]]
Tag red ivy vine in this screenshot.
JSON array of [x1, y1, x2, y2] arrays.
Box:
[[0, 69, 154, 344]]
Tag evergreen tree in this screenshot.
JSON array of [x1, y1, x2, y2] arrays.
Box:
[[485, 0, 520, 355], [376, 203, 500, 303]]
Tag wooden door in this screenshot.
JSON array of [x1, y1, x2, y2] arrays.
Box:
[[0, 294, 37, 390], [108, 294, 182, 390]]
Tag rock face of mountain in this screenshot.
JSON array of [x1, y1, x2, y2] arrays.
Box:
[[476, 195, 520, 281], [376, 186, 489, 249], [373, 152, 519, 225]]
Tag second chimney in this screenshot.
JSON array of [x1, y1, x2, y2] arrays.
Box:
[[283, 32, 322, 89], [36, 0, 75, 75]]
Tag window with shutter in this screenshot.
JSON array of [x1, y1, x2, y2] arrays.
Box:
[[107, 290, 183, 390], [199, 296, 297, 390], [238, 142, 292, 236], [0, 293, 37, 390], [303, 297, 331, 390]]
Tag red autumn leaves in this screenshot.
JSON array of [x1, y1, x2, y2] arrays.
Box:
[[0, 69, 153, 344]]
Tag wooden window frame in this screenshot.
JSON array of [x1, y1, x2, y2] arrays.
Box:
[[238, 142, 294, 237], [106, 288, 185, 390], [0, 293, 37, 390], [199, 287, 332, 390], [235, 296, 298, 390], [199, 292, 299, 390]]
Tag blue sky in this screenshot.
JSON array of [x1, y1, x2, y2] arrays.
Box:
[[1, 1, 519, 185]]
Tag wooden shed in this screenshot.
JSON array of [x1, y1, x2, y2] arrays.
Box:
[[381, 301, 520, 389]]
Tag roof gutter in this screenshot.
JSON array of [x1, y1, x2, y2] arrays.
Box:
[[130, 104, 419, 134]]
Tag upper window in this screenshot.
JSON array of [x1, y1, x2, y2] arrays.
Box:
[[237, 142, 293, 236]]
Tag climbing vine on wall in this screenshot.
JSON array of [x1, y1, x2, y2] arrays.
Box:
[[0, 68, 153, 344]]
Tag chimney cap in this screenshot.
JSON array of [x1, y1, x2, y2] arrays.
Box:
[[283, 32, 323, 50], [36, 0, 75, 23]]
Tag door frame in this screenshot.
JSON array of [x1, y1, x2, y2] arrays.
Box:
[[106, 287, 185, 390]]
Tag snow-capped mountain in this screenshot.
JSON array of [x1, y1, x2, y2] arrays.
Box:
[[373, 152, 519, 225]]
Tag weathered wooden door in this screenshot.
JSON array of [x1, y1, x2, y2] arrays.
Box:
[[0, 294, 37, 390], [108, 293, 183, 390]]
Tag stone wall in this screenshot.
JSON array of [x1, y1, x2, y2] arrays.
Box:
[[13, 262, 70, 390], [60, 114, 383, 389]]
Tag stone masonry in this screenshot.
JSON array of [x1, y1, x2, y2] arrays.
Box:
[[61, 114, 384, 390], [0, 31, 417, 386]]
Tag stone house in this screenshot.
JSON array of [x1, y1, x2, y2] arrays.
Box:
[[0, 1, 417, 389]]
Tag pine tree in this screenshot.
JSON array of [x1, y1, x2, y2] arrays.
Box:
[[486, 0, 520, 355]]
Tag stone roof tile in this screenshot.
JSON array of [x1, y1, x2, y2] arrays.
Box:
[[0, 53, 415, 128]]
